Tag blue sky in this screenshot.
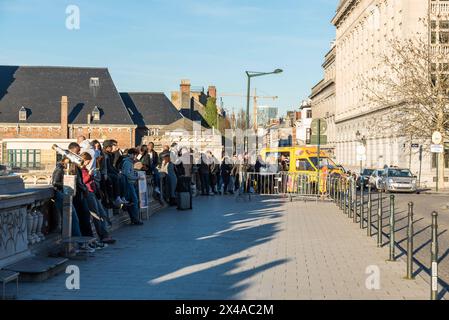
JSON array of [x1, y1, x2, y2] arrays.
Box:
[[0, 0, 337, 115]]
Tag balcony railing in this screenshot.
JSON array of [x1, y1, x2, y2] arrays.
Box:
[[431, 2, 449, 15], [430, 44, 449, 55]]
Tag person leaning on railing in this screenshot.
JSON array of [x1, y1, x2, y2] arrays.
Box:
[[51, 156, 82, 238]]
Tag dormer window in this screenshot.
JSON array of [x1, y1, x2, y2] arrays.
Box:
[[90, 77, 100, 87], [90, 77, 100, 97], [92, 106, 100, 121], [19, 106, 27, 121]]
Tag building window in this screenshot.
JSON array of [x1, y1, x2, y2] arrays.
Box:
[[89, 77, 100, 97], [431, 20, 437, 30], [432, 145, 449, 169], [19, 106, 27, 121], [440, 20, 449, 29], [440, 32, 449, 44], [92, 106, 101, 121], [8, 149, 41, 169], [306, 110, 312, 119], [306, 128, 312, 145]]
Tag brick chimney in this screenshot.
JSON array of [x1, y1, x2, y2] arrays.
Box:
[[61, 96, 69, 138], [180, 79, 191, 110], [207, 86, 217, 99]]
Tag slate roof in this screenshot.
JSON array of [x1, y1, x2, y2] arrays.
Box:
[[0, 66, 134, 125], [120, 92, 182, 127], [179, 98, 208, 127]]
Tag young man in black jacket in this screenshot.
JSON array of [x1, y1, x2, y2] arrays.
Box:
[[102, 140, 128, 207]]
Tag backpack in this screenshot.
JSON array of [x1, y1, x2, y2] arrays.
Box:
[[175, 162, 185, 177]]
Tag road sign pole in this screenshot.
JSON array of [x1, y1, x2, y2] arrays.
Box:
[[419, 146, 423, 188], [436, 153, 439, 193], [317, 119, 321, 197]]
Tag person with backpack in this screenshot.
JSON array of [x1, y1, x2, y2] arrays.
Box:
[[102, 140, 128, 208], [221, 154, 233, 195], [121, 148, 144, 225], [199, 152, 213, 196], [159, 151, 178, 206], [209, 152, 220, 194]]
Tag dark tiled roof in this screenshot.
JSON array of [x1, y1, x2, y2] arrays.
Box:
[[0, 66, 134, 125], [179, 98, 208, 127], [120, 92, 182, 127]]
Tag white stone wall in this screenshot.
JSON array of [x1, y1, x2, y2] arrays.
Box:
[[333, 0, 446, 186]]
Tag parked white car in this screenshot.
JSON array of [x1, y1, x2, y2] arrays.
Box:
[[380, 168, 417, 193]]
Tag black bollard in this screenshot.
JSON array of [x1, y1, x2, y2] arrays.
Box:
[[353, 181, 358, 223], [388, 195, 396, 261], [367, 185, 372, 236], [431, 211, 439, 300], [360, 184, 364, 229], [340, 179, 343, 210], [345, 180, 348, 215], [377, 189, 383, 248], [406, 202, 414, 280], [348, 180, 353, 218]]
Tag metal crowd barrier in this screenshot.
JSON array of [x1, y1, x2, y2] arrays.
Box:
[[242, 172, 346, 201]]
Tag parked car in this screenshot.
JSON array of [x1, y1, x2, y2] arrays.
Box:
[[379, 168, 417, 193], [368, 169, 385, 190], [357, 168, 375, 189]]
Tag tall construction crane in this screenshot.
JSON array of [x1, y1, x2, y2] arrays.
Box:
[[220, 89, 278, 130]]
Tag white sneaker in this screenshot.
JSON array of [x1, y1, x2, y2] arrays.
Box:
[[120, 197, 130, 204], [113, 197, 123, 207], [79, 244, 95, 254]]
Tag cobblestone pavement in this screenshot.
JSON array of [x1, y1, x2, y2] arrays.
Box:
[[17, 195, 434, 300]]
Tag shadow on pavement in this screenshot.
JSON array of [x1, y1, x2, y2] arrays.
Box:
[[142, 196, 289, 299]]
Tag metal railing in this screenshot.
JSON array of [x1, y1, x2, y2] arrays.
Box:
[[325, 176, 442, 301], [241, 172, 344, 201]]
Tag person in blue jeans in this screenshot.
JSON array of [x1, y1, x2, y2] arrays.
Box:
[[51, 159, 81, 237], [121, 148, 144, 225]]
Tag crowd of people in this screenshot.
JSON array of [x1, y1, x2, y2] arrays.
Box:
[[51, 137, 280, 253]]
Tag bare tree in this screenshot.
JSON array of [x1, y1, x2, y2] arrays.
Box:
[[361, 32, 449, 189]]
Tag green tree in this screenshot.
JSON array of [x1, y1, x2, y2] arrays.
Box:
[[204, 97, 218, 129]]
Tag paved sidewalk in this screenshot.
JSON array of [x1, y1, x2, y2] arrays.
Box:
[[17, 196, 432, 300]]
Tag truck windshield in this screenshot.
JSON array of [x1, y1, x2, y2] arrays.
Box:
[[309, 157, 337, 169]]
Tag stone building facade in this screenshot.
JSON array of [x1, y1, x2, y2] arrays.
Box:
[[0, 66, 136, 171], [310, 45, 336, 157], [332, 0, 449, 187]]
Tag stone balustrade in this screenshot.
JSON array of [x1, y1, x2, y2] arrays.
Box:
[[0, 176, 54, 268]]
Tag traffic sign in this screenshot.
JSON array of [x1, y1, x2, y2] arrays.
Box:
[[356, 145, 366, 156], [357, 154, 367, 161], [431, 144, 444, 154], [311, 119, 327, 135], [432, 132, 443, 145], [411, 144, 420, 148], [309, 135, 328, 145]]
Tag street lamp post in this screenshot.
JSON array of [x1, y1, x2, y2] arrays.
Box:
[[245, 69, 283, 158], [356, 130, 367, 174]]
